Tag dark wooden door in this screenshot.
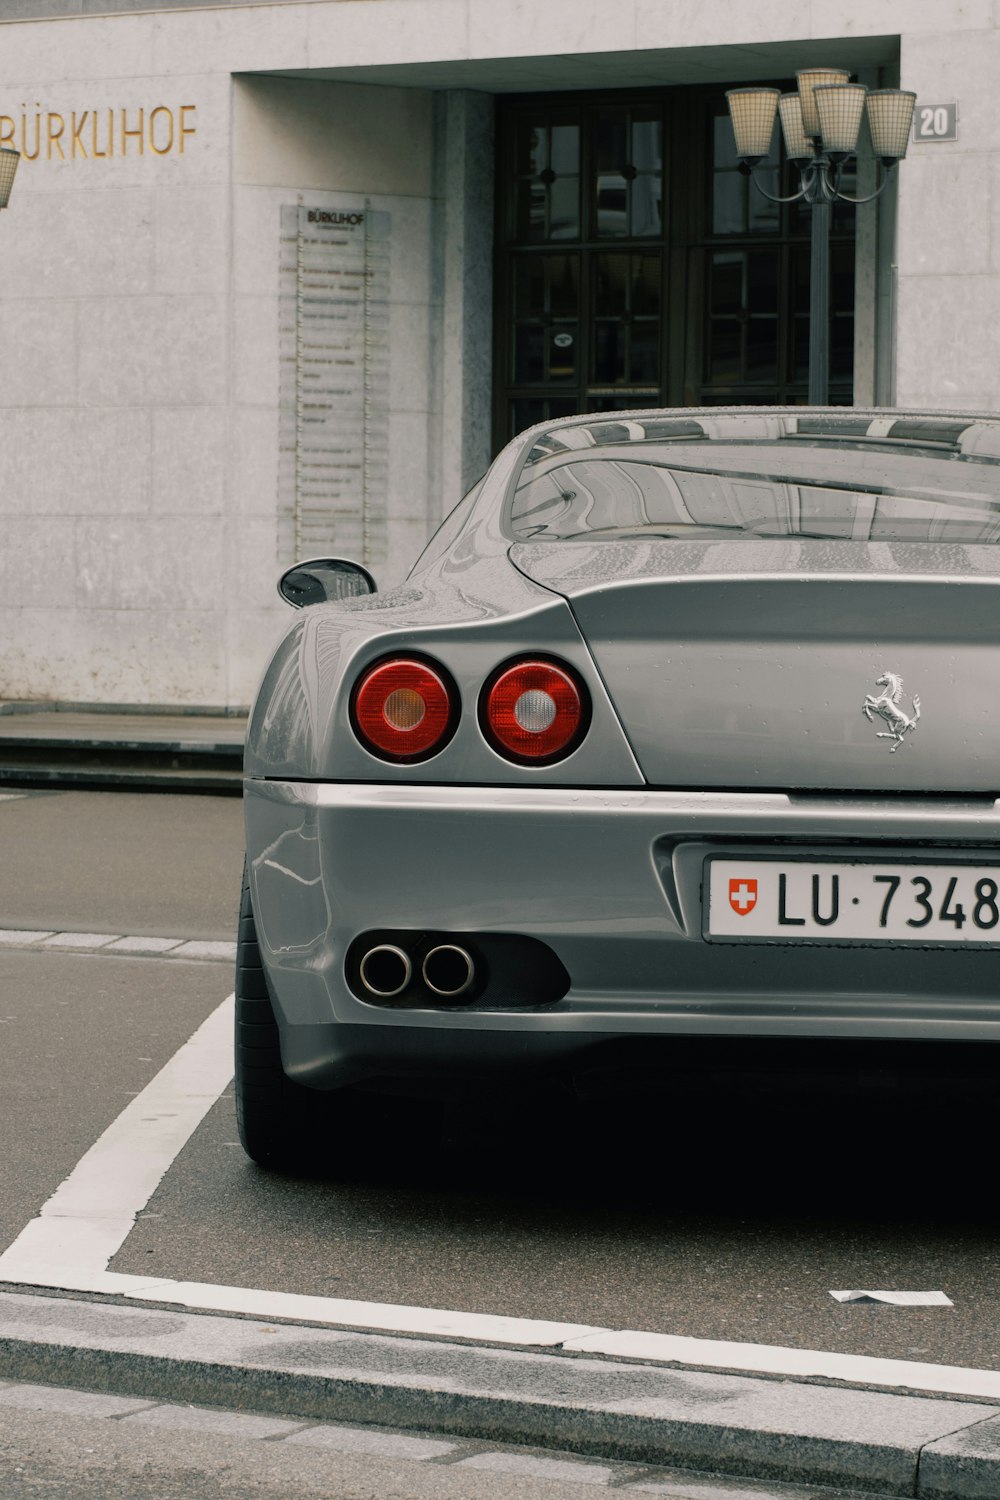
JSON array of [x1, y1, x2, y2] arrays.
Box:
[[493, 86, 856, 450]]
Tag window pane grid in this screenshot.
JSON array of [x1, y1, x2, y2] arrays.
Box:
[[702, 101, 855, 405], [513, 117, 581, 241], [594, 108, 664, 240], [497, 88, 856, 444]]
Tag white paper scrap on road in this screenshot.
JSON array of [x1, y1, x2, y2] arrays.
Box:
[[830, 1290, 953, 1306]]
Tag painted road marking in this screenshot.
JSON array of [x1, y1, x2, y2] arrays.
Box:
[[0, 996, 235, 1285], [1, 990, 999, 1402], [560, 1329, 1000, 1402]]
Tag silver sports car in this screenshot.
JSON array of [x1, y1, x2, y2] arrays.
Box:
[[239, 407, 1000, 1166]]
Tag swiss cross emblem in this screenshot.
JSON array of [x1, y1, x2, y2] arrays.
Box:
[[729, 878, 757, 916]]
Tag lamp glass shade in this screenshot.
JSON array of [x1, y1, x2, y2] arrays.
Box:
[[795, 67, 851, 136], [0, 148, 19, 209], [725, 87, 779, 160], [865, 89, 917, 161], [777, 93, 813, 161], [814, 83, 867, 156]]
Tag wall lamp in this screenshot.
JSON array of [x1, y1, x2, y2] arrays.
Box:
[[726, 72, 916, 403], [0, 148, 20, 209]]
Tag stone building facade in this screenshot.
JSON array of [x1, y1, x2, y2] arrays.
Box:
[[0, 0, 991, 706]]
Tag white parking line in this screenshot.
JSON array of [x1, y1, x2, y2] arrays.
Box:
[[2, 997, 1000, 1403], [0, 996, 235, 1285]]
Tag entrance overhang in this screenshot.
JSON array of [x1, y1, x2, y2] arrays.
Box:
[[257, 34, 899, 93]]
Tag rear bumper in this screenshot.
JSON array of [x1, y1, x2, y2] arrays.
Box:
[[244, 779, 1000, 1087]]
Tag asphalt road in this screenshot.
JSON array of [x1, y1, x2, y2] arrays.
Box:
[[112, 1076, 1000, 1367], [0, 788, 243, 937], [0, 949, 227, 1249], [3, 788, 1000, 1375]]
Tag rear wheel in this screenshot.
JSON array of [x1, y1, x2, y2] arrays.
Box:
[[235, 861, 327, 1169]]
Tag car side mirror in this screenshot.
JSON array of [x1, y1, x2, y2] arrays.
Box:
[[277, 558, 377, 608]]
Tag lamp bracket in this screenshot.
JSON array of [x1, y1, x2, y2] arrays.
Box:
[[742, 154, 896, 206]]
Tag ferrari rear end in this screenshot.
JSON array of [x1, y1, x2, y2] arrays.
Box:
[[241, 409, 1000, 1159]]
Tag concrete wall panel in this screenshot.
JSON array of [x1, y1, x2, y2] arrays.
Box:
[[150, 5, 308, 77], [0, 410, 151, 516], [894, 22, 999, 408], [468, 0, 637, 58], [152, 407, 227, 517], [233, 75, 434, 196], [230, 293, 279, 409], [3, 607, 152, 703], [76, 295, 227, 407], [633, 1, 809, 48], [304, 0, 469, 70], [895, 272, 1000, 413], [3, 187, 155, 299], [0, 15, 155, 83], [0, 516, 79, 608], [0, 299, 78, 406], [74, 516, 228, 611], [146, 607, 228, 703], [224, 605, 288, 709], [153, 185, 229, 296], [229, 405, 280, 518]]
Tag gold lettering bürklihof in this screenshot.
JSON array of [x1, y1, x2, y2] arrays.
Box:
[[0, 105, 197, 161]]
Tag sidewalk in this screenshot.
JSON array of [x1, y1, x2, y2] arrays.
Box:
[[0, 705, 245, 792], [0, 1289, 997, 1498]]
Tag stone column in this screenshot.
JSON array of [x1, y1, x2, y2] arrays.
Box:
[[430, 89, 495, 530]]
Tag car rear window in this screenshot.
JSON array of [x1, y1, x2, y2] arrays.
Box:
[[508, 414, 1000, 545]]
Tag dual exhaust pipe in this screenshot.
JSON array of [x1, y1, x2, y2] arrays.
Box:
[[358, 941, 476, 1001]]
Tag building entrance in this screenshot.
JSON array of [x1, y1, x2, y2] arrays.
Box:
[[493, 86, 857, 448]]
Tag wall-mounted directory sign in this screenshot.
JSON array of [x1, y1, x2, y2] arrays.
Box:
[[278, 204, 391, 568]]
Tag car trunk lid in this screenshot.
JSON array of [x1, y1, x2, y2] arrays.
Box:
[[510, 539, 1000, 793]]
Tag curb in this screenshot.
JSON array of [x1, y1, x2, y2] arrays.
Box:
[[0, 929, 236, 963], [0, 703, 249, 718], [0, 708, 245, 793], [0, 1291, 998, 1497]]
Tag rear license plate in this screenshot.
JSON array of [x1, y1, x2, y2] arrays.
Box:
[[705, 858, 1000, 944]]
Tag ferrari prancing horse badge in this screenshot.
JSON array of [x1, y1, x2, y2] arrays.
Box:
[[862, 671, 920, 752]]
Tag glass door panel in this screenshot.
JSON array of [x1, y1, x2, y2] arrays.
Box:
[[592, 252, 661, 386], [697, 98, 855, 407], [513, 116, 580, 241], [512, 254, 581, 386], [495, 86, 857, 446], [592, 108, 664, 240], [499, 97, 669, 441]]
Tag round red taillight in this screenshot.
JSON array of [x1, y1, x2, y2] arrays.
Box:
[[351, 657, 457, 762], [481, 658, 588, 764]]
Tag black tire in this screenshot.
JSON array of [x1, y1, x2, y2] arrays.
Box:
[[234, 860, 326, 1169]]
